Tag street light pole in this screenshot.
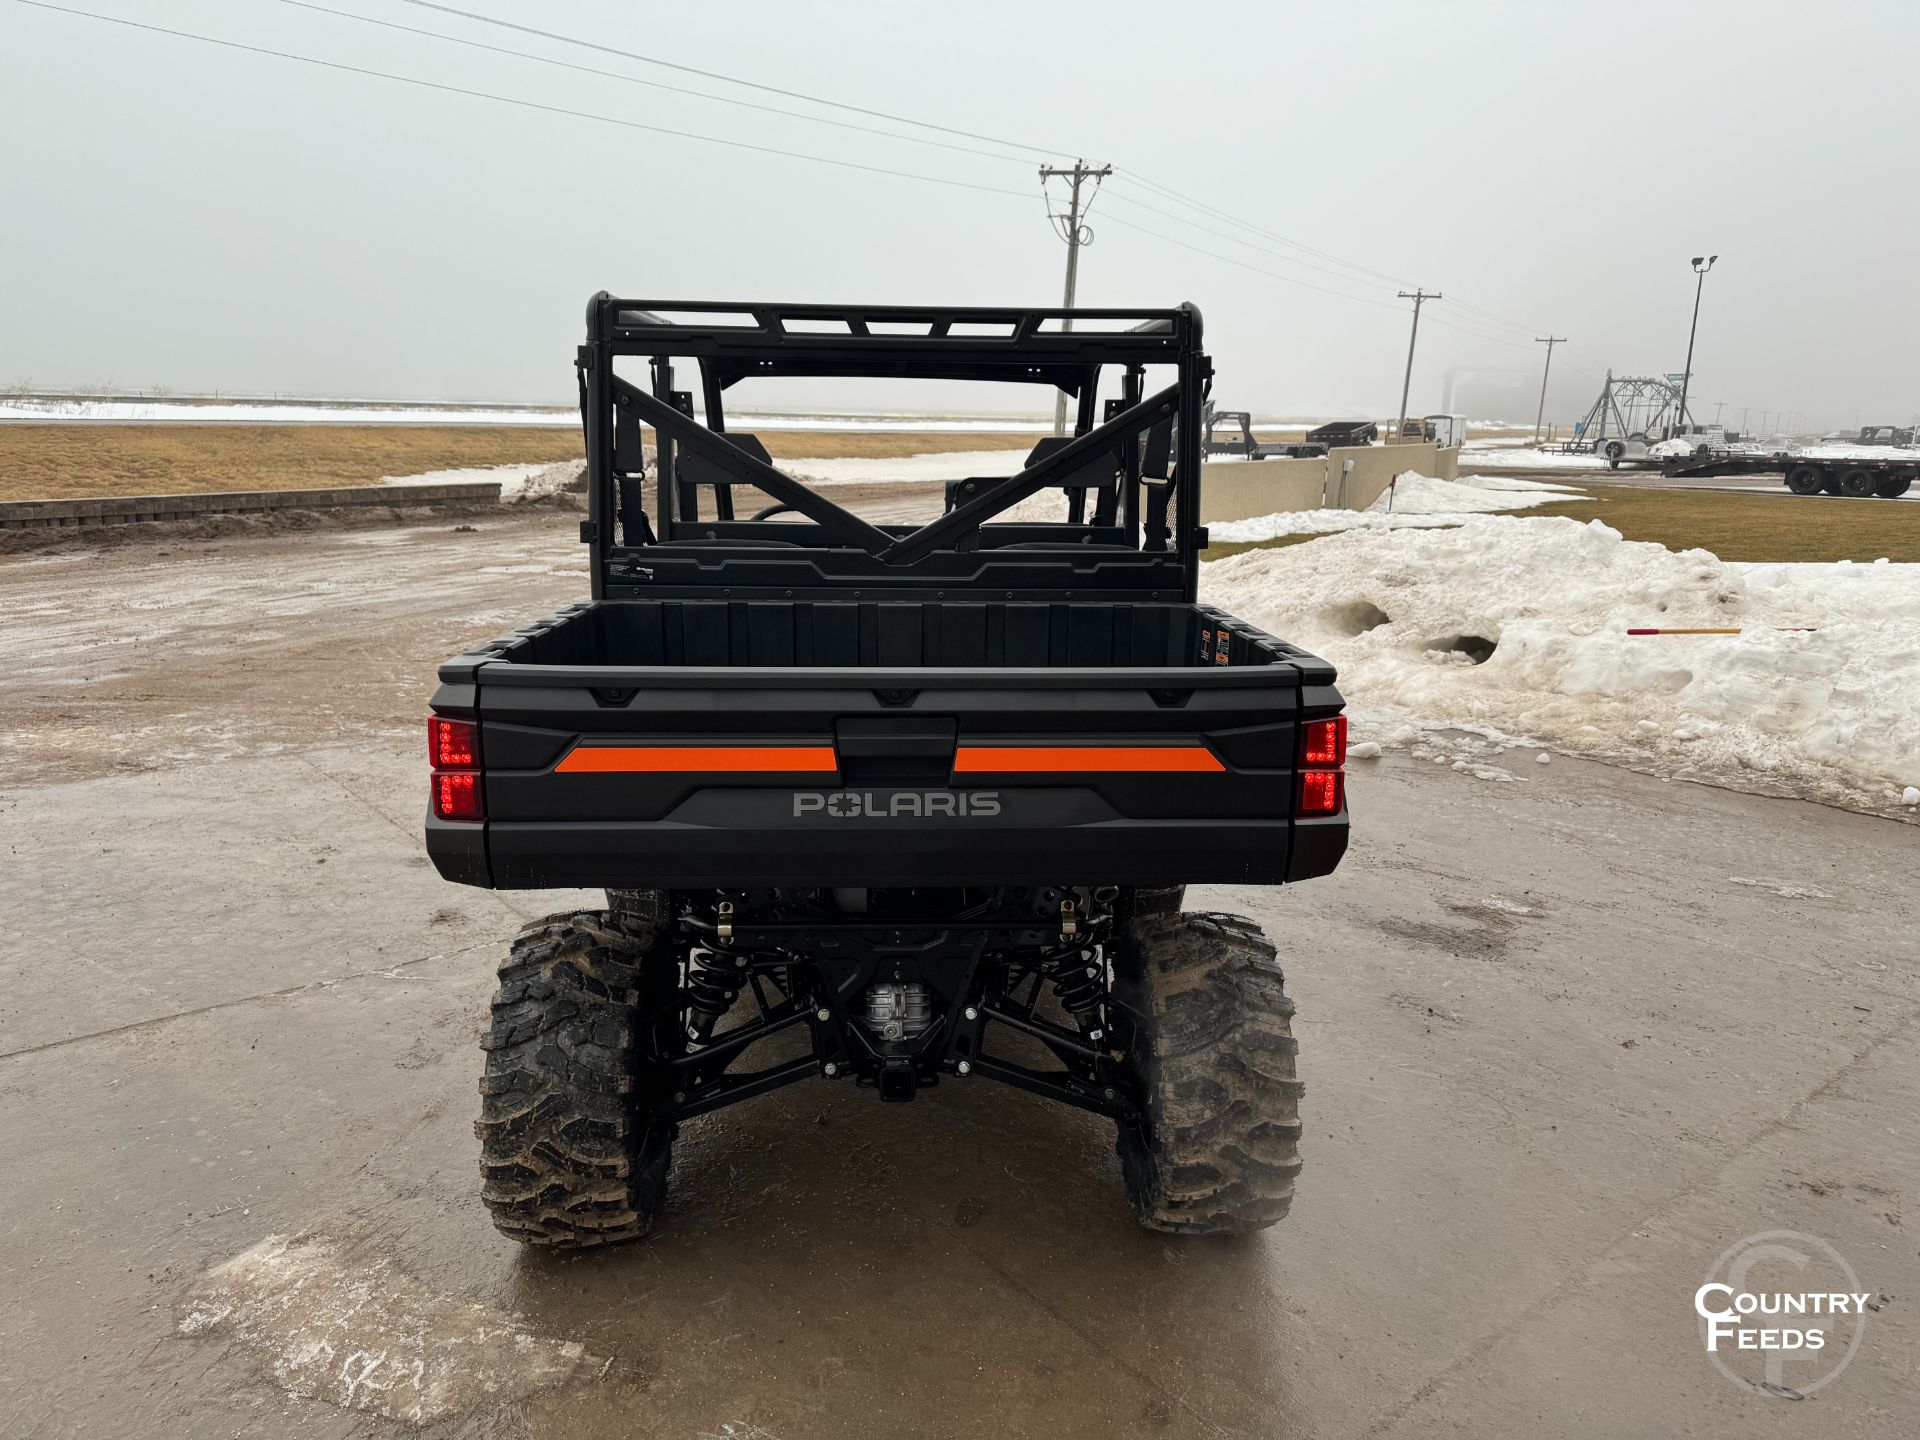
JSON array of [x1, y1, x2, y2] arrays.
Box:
[[1675, 254, 1717, 434]]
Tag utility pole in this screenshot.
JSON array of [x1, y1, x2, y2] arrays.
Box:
[[1395, 289, 1441, 436], [1740, 405, 1750, 433], [1039, 159, 1112, 435], [1532, 335, 1566, 443], [1676, 254, 1717, 432]]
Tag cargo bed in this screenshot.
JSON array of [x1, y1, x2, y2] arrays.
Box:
[[430, 597, 1344, 890]]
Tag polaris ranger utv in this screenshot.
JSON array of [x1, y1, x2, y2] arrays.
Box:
[[425, 297, 1349, 1245]]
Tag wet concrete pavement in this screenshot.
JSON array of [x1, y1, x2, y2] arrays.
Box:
[[1, 514, 1915, 1437]]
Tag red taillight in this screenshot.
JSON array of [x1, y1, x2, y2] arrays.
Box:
[[433, 771, 482, 821], [1302, 715, 1347, 767], [429, 716, 479, 769], [1297, 713, 1346, 816], [429, 716, 482, 821], [1298, 768, 1343, 815]]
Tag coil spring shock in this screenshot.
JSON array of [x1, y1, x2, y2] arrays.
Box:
[[684, 947, 741, 1043], [1043, 945, 1107, 1022]]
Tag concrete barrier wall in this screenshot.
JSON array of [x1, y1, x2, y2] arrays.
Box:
[[0, 482, 503, 530], [1200, 442, 1457, 524]]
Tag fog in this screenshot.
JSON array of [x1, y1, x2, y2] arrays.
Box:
[[2, 0, 1914, 427]]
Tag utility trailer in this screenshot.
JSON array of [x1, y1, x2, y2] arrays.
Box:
[[1306, 419, 1378, 448], [425, 297, 1350, 1247], [1662, 447, 1917, 497]]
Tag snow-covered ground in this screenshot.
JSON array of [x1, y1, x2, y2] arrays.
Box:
[[1456, 444, 1614, 471], [778, 450, 1027, 485], [1780, 443, 1920, 463], [0, 395, 1056, 432], [730, 414, 1053, 434], [0, 397, 578, 426], [1202, 515, 1920, 812], [1208, 474, 1584, 543]]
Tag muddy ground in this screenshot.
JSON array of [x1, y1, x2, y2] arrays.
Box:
[[0, 508, 1915, 1438]]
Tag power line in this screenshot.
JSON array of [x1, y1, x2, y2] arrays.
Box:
[[380, 2, 1573, 337], [1112, 171, 1566, 343], [328, 1, 1574, 346], [398, 0, 1063, 160], [22, 0, 1584, 372], [14, 1, 1036, 201], [1097, 213, 1407, 312], [1448, 296, 1551, 337], [271, 0, 1037, 168], [1110, 173, 1419, 290], [1099, 189, 1432, 296], [286, 0, 1458, 321], [1420, 313, 1543, 351], [1100, 212, 1594, 384]]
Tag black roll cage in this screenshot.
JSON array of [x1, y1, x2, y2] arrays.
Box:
[[574, 295, 1213, 602]]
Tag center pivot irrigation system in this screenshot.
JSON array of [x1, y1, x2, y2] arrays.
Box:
[[1558, 372, 1689, 459]]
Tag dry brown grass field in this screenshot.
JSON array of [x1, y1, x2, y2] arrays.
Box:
[[1526, 483, 1920, 563], [0, 425, 1043, 502], [754, 431, 1035, 460], [1204, 483, 1920, 565], [0, 424, 583, 502]]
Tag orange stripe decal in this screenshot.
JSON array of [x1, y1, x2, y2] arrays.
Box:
[[556, 744, 838, 774], [952, 744, 1224, 774]]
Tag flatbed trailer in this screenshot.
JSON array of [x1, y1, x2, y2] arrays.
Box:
[[1201, 406, 1325, 459], [1663, 448, 1917, 497]]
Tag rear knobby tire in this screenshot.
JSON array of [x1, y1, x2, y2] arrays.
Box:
[[477, 909, 677, 1248], [607, 887, 673, 943], [1114, 911, 1302, 1234], [1124, 884, 1187, 921]]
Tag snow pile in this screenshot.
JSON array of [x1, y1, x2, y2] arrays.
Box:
[[779, 449, 1027, 485], [1374, 472, 1585, 513], [1455, 445, 1612, 471], [1204, 514, 1920, 811], [1208, 474, 1583, 544], [1787, 443, 1918, 463], [380, 460, 578, 499]]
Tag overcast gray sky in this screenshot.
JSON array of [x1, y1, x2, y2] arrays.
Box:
[[2, 0, 1915, 425]]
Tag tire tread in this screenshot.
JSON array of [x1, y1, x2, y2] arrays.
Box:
[[476, 909, 672, 1248], [1116, 911, 1302, 1235]]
